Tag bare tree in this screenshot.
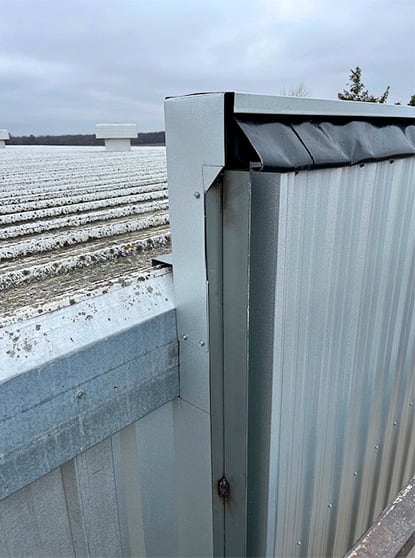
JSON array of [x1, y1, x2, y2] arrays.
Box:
[[280, 82, 310, 97]]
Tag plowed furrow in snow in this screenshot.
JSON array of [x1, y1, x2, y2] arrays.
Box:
[[2, 155, 165, 184], [0, 183, 167, 217], [0, 247, 170, 325], [0, 223, 170, 275], [0, 170, 167, 199], [0, 200, 169, 238], [0, 189, 168, 225], [0, 212, 170, 260], [0, 231, 171, 290]]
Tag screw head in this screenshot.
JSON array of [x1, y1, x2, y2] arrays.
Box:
[[375, 444, 380, 450], [194, 192, 201, 199], [182, 335, 188, 341], [77, 390, 85, 399], [328, 503, 333, 509], [393, 421, 398, 426], [199, 340, 205, 347], [297, 541, 302, 546], [354, 471, 358, 476], [410, 402, 414, 407]]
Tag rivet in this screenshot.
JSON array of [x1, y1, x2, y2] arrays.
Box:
[[77, 390, 85, 399], [199, 340, 205, 347], [182, 335, 188, 341], [194, 192, 201, 199]]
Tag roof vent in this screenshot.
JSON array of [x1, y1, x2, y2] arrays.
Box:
[[95, 123, 137, 152]]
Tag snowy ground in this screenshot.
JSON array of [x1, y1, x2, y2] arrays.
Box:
[[0, 146, 171, 325]]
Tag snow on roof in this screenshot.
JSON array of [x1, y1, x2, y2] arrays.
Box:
[[0, 146, 170, 325]]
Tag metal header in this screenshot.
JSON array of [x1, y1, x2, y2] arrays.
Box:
[[233, 92, 415, 119], [165, 92, 415, 173]]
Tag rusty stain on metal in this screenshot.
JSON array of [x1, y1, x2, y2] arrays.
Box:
[[217, 477, 230, 500]]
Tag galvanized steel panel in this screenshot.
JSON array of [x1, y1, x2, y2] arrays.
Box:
[[0, 468, 73, 557], [0, 402, 178, 557], [249, 157, 415, 557]]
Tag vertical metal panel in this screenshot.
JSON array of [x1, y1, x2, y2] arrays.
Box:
[[172, 398, 213, 557], [112, 401, 178, 557], [164, 94, 227, 556], [0, 468, 73, 557], [222, 171, 251, 555], [247, 172, 281, 556], [112, 423, 147, 557], [250, 157, 415, 557], [63, 438, 123, 557], [134, 402, 178, 556], [0, 402, 179, 558]]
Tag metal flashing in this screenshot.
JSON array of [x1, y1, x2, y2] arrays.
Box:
[[234, 92, 415, 119], [0, 274, 178, 500], [0, 310, 178, 500], [236, 118, 415, 171]]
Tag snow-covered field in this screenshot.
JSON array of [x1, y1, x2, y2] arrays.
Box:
[[0, 146, 170, 324]]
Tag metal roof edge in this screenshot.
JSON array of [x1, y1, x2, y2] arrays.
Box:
[[233, 92, 415, 119]]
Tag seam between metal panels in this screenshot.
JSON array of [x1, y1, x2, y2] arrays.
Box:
[[178, 397, 210, 415]]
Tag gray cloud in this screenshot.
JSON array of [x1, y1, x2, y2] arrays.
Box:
[[0, 0, 414, 134]]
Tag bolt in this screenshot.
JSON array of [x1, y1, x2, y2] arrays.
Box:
[[199, 340, 205, 347], [182, 335, 188, 341], [194, 192, 201, 199], [77, 390, 85, 399]]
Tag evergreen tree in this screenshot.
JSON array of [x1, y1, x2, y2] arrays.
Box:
[[338, 66, 390, 103], [408, 94, 415, 106]]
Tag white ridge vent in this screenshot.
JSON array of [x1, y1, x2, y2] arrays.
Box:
[[0, 129, 9, 148], [95, 123, 137, 152]]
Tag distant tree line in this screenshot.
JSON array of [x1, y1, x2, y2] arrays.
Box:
[[8, 131, 165, 146]]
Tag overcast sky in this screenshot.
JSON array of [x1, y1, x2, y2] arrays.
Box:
[[0, 0, 414, 135]]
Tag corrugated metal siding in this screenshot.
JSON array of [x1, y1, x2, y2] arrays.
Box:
[[0, 401, 178, 558], [262, 158, 415, 557]]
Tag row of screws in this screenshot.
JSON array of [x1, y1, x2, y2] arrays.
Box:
[[182, 334, 205, 347]]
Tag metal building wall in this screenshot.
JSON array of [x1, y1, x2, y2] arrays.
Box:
[[0, 401, 178, 558], [248, 157, 415, 557]]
